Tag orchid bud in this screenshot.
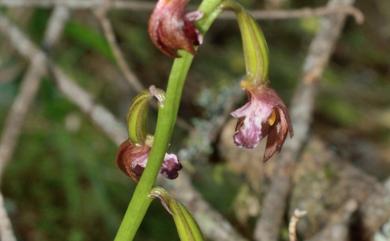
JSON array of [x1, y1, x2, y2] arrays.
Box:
[[116, 140, 150, 182], [148, 0, 203, 57], [231, 85, 293, 162], [116, 140, 182, 182]]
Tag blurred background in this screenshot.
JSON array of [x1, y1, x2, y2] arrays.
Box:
[[0, 0, 389, 241]]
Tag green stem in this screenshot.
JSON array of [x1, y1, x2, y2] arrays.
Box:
[[113, 1, 223, 241]]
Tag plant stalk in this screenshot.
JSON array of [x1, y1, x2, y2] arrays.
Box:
[[113, 1, 223, 240]]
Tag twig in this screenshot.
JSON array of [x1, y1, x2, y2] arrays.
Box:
[[288, 209, 307, 241], [0, 13, 245, 241], [0, 7, 69, 179], [221, 5, 363, 23], [94, 0, 143, 92], [253, 0, 356, 241], [0, 192, 16, 241], [50, 66, 127, 144], [0, 0, 364, 23]]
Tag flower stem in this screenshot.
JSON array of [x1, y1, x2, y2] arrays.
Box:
[[113, 1, 223, 241]]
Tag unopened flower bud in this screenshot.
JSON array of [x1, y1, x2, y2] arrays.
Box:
[[116, 140, 182, 182], [148, 0, 203, 57]]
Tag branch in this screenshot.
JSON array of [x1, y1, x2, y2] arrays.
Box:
[[0, 13, 245, 241], [0, 192, 16, 241], [0, 0, 364, 23], [222, 5, 363, 23], [253, 0, 356, 241], [288, 209, 307, 241], [94, 0, 144, 92]]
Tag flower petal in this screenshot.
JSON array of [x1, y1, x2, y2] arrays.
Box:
[[161, 153, 182, 179]]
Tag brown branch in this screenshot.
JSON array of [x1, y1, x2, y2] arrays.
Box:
[[253, 0, 356, 241], [0, 13, 245, 241], [288, 209, 307, 241], [0, 192, 16, 241], [0, 0, 364, 23]]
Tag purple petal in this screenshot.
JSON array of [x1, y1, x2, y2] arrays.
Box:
[[231, 92, 273, 148], [160, 153, 182, 179]]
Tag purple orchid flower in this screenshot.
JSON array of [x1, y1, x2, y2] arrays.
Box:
[[231, 86, 293, 162]]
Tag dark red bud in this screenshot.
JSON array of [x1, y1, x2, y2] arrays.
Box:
[[116, 140, 150, 182], [116, 139, 183, 182], [148, 0, 203, 57]]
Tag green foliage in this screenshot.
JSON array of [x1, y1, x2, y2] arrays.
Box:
[[64, 21, 113, 60]]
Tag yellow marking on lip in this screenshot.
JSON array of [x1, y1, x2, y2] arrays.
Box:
[[268, 111, 276, 126]]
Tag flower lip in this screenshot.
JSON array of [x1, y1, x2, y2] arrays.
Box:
[[148, 0, 203, 57], [231, 85, 293, 162], [160, 153, 183, 179], [116, 139, 183, 182]]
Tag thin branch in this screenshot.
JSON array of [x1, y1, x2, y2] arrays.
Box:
[[0, 0, 364, 23], [253, 0, 356, 241], [0, 14, 245, 241], [50, 65, 127, 144], [221, 5, 363, 23], [94, 0, 144, 92], [0, 7, 70, 179], [288, 209, 307, 241], [0, 192, 16, 241]]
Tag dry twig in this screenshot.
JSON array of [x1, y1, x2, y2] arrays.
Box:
[[0, 192, 16, 241], [288, 209, 307, 241], [0, 0, 364, 23], [94, 0, 192, 131], [94, 0, 144, 92], [254, 0, 356, 241]]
